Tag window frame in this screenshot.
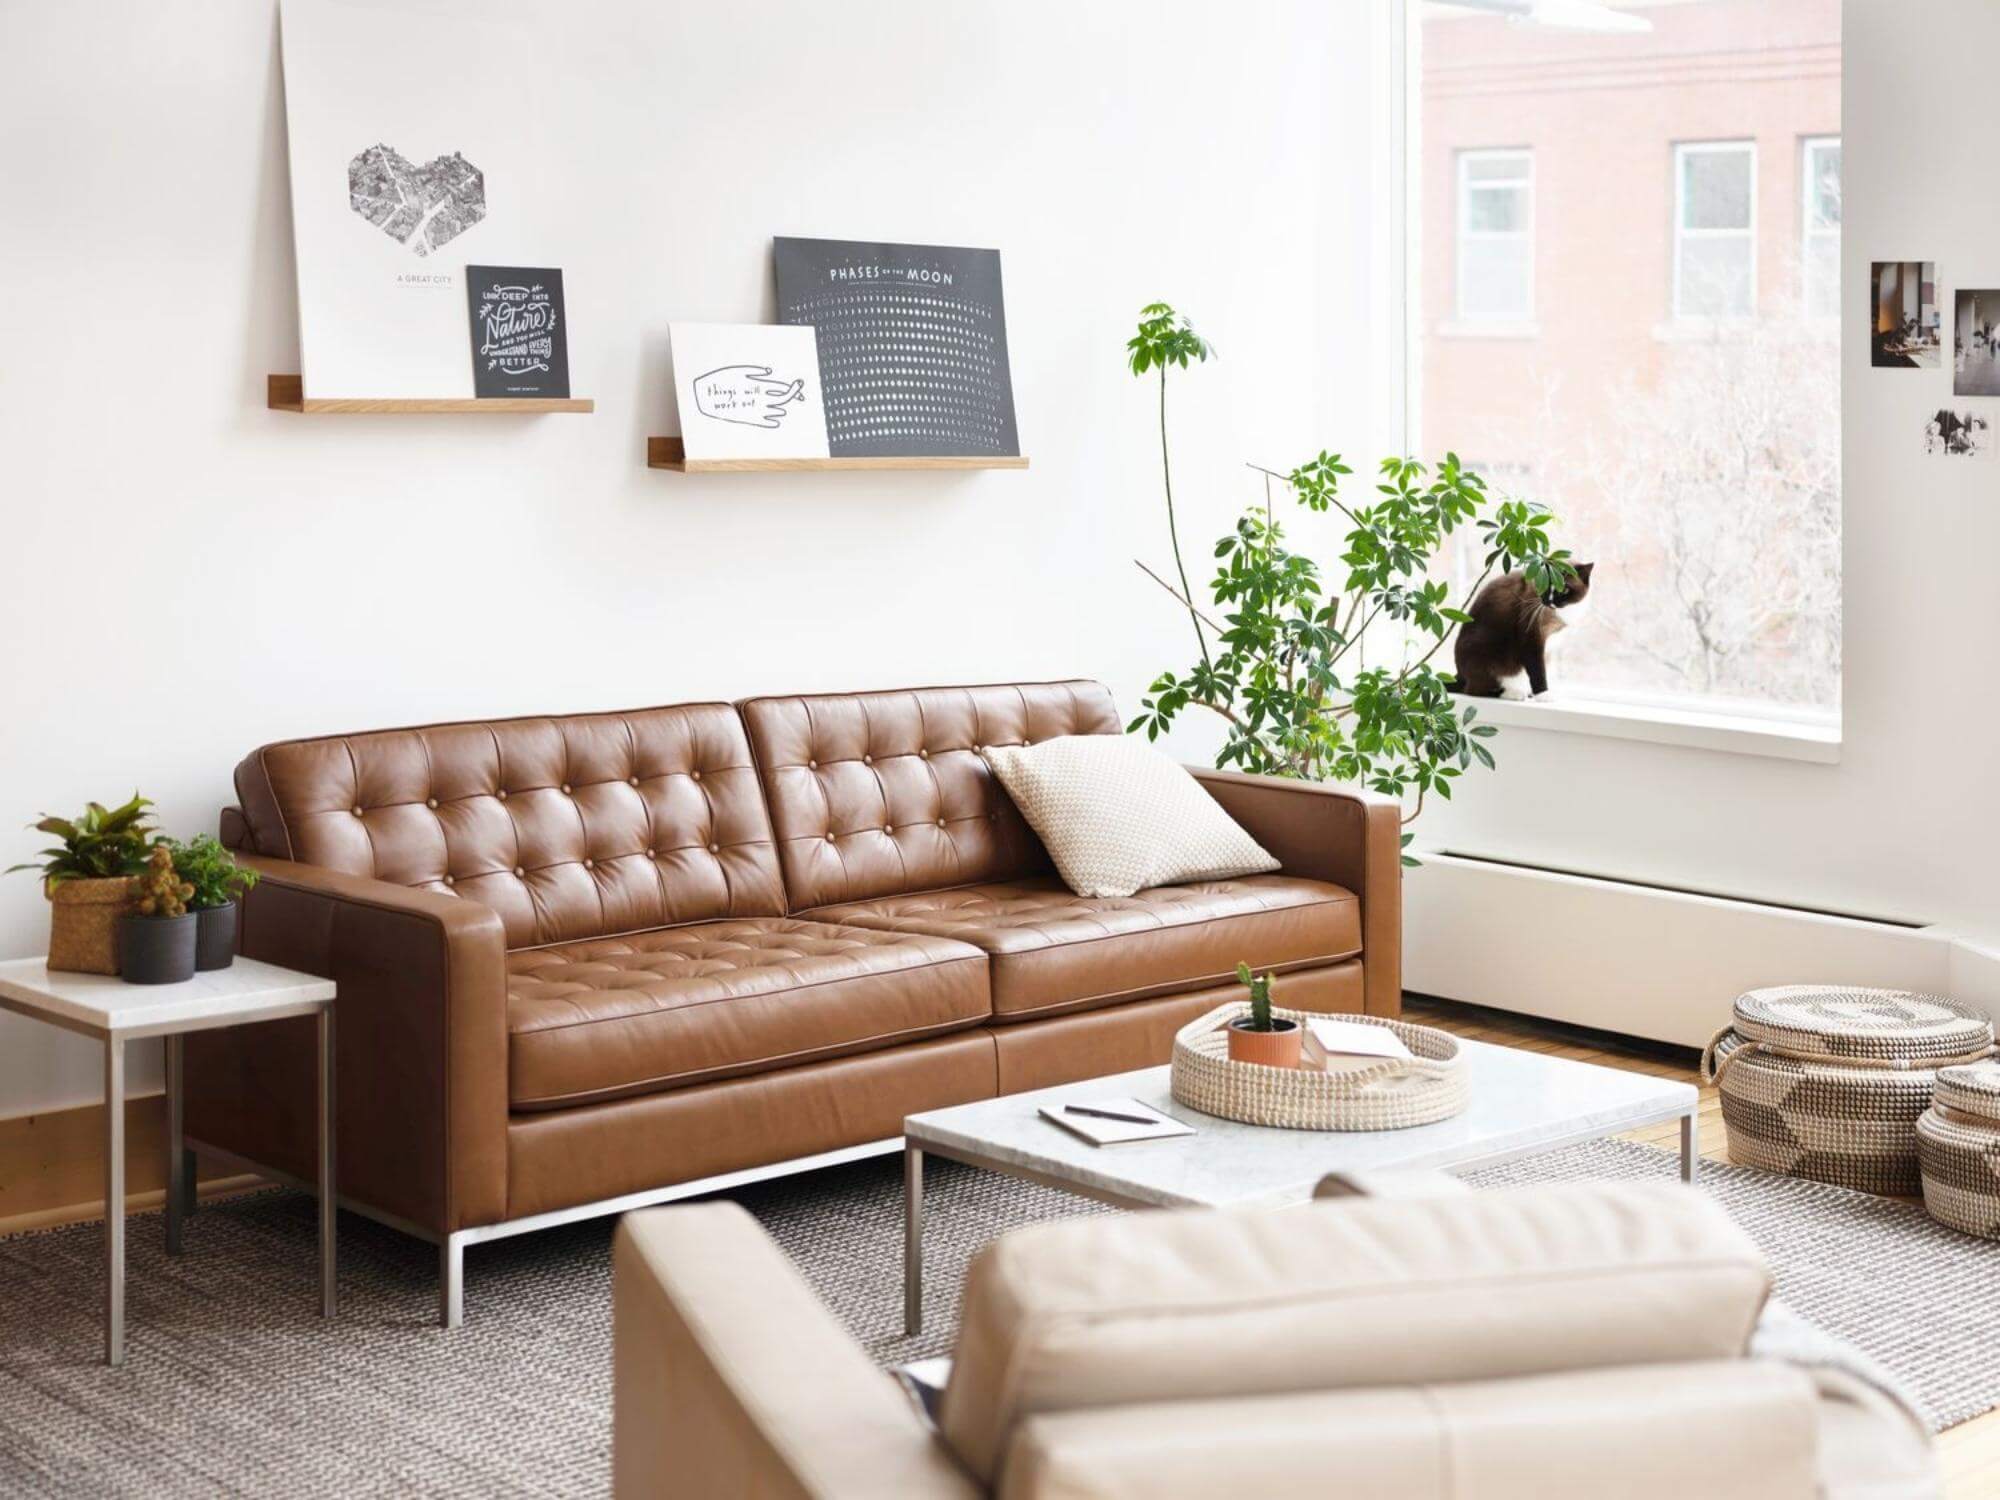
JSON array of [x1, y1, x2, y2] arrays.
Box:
[[1800, 134, 1840, 319], [1454, 147, 1535, 324], [1671, 139, 1758, 321]]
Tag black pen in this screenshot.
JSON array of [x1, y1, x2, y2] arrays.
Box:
[[1064, 1104, 1158, 1126]]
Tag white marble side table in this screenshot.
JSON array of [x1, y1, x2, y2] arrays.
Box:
[[0, 956, 337, 1366]]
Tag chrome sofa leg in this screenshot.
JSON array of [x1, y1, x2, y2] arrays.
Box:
[[441, 1234, 465, 1330]]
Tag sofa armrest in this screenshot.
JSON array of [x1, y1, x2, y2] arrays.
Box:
[[614, 1204, 978, 1500], [1187, 768, 1402, 1015], [184, 853, 510, 1235]]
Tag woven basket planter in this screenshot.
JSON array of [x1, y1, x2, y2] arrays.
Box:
[[1170, 1003, 1468, 1131], [46, 876, 139, 975], [1918, 1061, 2000, 1239], [1702, 985, 1995, 1195]]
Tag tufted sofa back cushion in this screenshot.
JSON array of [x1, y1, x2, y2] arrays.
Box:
[[232, 704, 787, 949], [739, 681, 1122, 911]]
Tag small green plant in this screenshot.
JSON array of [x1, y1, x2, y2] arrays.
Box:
[[133, 844, 194, 919], [167, 835, 258, 911], [6, 794, 157, 885], [1235, 961, 1276, 1033]]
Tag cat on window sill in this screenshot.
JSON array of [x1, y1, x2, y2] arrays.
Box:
[[1450, 563, 1595, 700]]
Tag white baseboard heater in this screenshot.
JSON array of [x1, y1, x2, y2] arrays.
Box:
[[1403, 850, 1946, 1050]]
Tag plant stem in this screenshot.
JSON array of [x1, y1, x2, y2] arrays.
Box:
[[1160, 367, 1211, 672], [1133, 559, 1228, 635]]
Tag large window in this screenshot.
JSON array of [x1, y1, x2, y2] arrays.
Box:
[[1456, 149, 1533, 322], [1801, 135, 1841, 318], [1674, 142, 1757, 319], [1417, 1, 1840, 718]]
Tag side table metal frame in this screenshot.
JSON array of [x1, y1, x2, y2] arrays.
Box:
[[0, 989, 336, 1367]]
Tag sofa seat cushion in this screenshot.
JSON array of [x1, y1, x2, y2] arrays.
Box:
[[505, 919, 990, 1110], [808, 874, 1359, 1022]]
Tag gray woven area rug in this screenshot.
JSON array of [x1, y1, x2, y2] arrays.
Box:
[[0, 1138, 1992, 1496]]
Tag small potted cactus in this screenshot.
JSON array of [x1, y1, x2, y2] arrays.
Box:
[[6, 794, 157, 974], [115, 845, 199, 985], [1227, 961, 1302, 1069], [167, 835, 259, 971]]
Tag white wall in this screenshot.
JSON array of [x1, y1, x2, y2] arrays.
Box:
[[1413, 0, 2000, 1027], [0, 1, 1386, 1115]]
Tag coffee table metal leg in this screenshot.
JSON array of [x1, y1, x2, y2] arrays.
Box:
[[104, 1037, 125, 1367], [904, 1144, 923, 1337], [317, 1005, 337, 1318], [1680, 1110, 1699, 1185], [164, 1034, 184, 1256]]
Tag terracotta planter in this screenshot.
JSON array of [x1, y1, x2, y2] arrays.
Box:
[[1226, 1016, 1303, 1070], [116, 912, 198, 985], [194, 901, 239, 972], [46, 876, 140, 975]]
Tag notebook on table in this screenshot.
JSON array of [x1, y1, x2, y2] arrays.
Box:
[[1039, 1097, 1195, 1146]]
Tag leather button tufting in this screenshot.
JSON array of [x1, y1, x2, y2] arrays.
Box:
[[863, 754, 873, 765], [825, 833, 836, 843], [883, 825, 893, 835], [561, 783, 572, 795], [645, 848, 656, 859], [690, 769, 702, 782], [514, 866, 525, 877], [629, 777, 640, 787], [583, 858, 594, 870], [707, 843, 719, 854], [497, 789, 508, 800], [352, 806, 364, 817], [808, 759, 817, 769], [443, 875, 455, 886], [918, 748, 930, 759], [426, 798, 439, 810]]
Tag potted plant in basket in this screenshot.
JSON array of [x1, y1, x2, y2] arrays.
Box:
[[167, 835, 258, 972], [116, 844, 199, 985], [6, 794, 157, 974], [1229, 962, 1301, 1069]]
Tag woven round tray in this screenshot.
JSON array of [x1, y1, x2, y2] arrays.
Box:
[[1919, 1060, 2000, 1239], [1170, 1003, 1468, 1131], [1702, 986, 1996, 1194]]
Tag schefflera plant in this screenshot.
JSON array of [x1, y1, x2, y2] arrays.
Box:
[[1125, 304, 1577, 863]]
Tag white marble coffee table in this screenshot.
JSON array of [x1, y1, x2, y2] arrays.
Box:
[[900, 1039, 1699, 1333]]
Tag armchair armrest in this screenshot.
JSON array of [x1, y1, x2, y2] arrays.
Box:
[[1188, 768, 1402, 1015], [184, 853, 509, 1235], [614, 1203, 978, 1500]]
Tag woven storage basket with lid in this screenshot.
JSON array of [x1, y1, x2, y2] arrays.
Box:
[[1702, 985, 1995, 1194], [1918, 1060, 2000, 1238]]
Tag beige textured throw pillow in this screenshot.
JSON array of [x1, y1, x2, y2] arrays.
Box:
[[984, 735, 1279, 898]]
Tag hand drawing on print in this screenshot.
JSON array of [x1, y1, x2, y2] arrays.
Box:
[[692, 365, 806, 428]]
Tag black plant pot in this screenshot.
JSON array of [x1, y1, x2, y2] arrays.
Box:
[[194, 901, 239, 972], [115, 913, 198, 985]]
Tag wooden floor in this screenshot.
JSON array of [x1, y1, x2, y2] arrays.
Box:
[[1406, 995, 2000, 1500]]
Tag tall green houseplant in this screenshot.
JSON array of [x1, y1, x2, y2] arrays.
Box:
[[1126, 304, 1576, 857]]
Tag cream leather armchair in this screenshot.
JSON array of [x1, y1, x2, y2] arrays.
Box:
[[612, 1179, 1936, 1500]]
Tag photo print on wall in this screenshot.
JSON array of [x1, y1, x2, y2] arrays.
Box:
[[774, 237, 1020, 458], [1957, 289, 2000, 396], [668, 323, 830, 461], [1924, 408, 1994, 460], [1870, 262, 1939, 368], [279, 0, 571, 400]]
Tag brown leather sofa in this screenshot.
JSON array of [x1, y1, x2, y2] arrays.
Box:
[[185, 680, 1399, 1324]]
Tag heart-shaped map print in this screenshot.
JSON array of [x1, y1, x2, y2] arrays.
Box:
[[347, 143, 486, 258]]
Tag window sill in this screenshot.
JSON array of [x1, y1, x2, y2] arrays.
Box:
[[1437, 319, 1541, 340], [1455, 692, 1841, 764]]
